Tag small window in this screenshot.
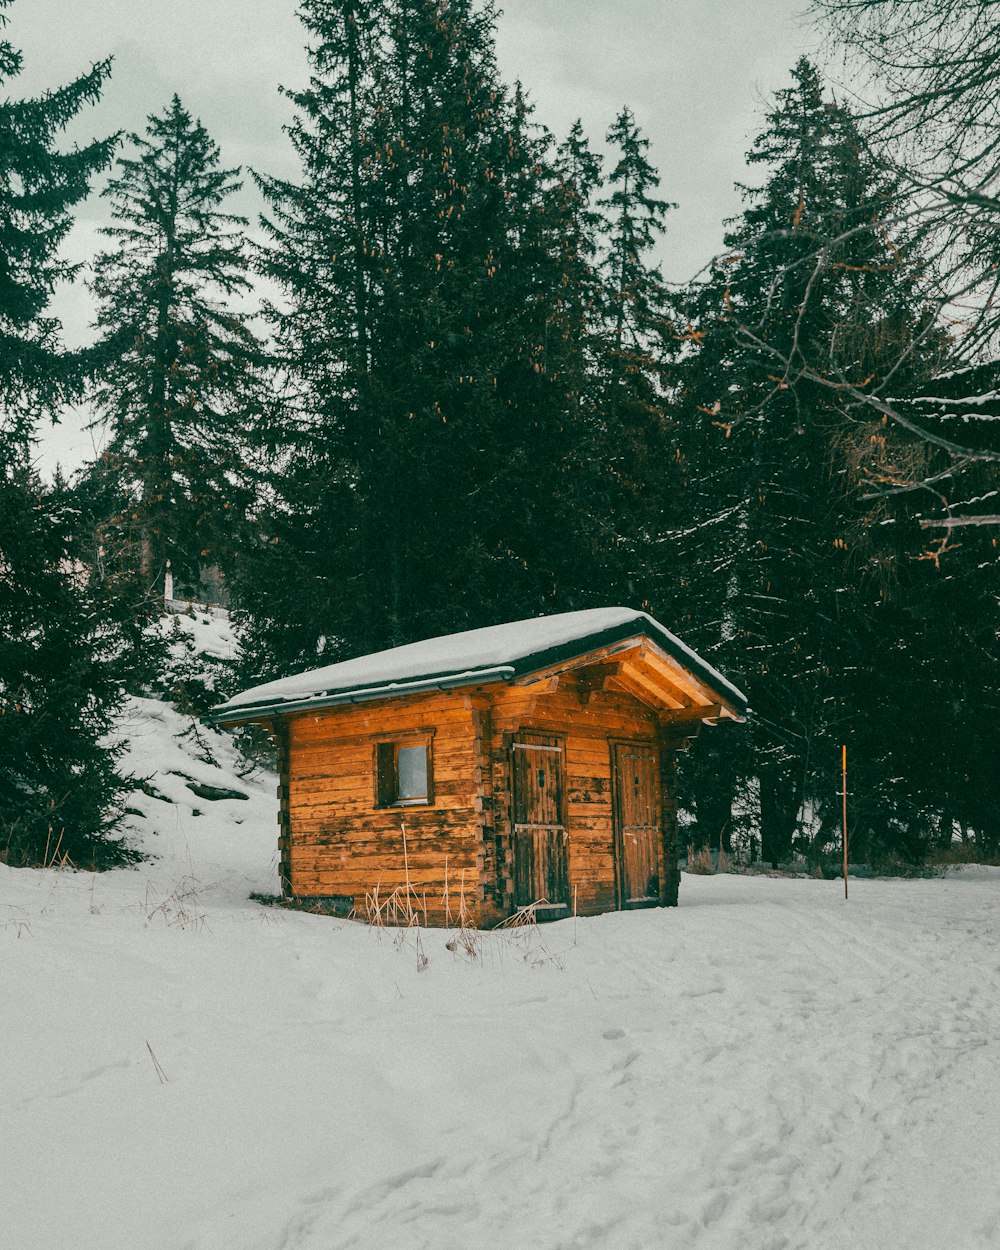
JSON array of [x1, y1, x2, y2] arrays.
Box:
[[375, 735, 433, 807]]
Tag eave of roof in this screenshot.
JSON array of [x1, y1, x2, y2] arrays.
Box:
[[211, 609, 748, 727], [212, 665, 516, 725]]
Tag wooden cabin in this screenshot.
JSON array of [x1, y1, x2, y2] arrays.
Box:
[[213, 608, 746, 926]]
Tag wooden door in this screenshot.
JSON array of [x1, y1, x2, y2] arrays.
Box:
[[613, 742, 660, 908], [511, 735, 569, 915]]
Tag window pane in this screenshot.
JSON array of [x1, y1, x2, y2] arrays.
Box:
[[396, 744, 428, 800]]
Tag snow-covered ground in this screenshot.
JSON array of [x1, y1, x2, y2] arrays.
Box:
[[4, 679, 1000, 1250]]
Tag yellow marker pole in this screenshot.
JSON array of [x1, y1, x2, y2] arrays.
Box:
[[841, 744, 848, 901]]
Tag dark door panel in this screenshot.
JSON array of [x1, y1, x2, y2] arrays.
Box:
[[511, 737, 569, 914], [613, 742, 660, 907]]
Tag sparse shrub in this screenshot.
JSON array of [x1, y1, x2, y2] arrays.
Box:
[[925, 840, 1000, 869], [152, 616, 238, 718], [141, 875, 207, 930], [687, 845, 715, 874]]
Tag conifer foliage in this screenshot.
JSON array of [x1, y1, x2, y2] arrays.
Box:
[[234, 0, 677, 679], [85, 96, 260, 597], [596, 107, 679, 578], [672, 59, 953, 865], [0, 1, 114, 452], [0, 1, 141, 866], [0, 472, 152, 866]]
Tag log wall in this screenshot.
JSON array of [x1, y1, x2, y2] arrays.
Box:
[[282, 670, 685, 927], [284, 691, 481, 926], [481, 672, 664, 925]]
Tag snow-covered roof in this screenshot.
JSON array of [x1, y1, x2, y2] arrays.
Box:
[[214, 606, 747, 723]]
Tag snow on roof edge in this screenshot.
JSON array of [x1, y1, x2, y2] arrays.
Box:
[[216, 607, 748, 719], [214, 666, 517, 723]]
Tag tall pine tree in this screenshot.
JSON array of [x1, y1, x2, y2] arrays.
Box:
[[595, 108, 681, 606], [672, 59, 946, 865], [236, 0, 657, 681], [83, 96, 261, 597], [0, 0, 146, 865]]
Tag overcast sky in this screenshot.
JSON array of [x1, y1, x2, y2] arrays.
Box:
[[10, 0, 819, 473]]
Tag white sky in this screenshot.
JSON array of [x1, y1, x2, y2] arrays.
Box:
[[9, 0, 819, 474]]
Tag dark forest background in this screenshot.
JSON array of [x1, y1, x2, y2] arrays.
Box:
[[3, 0, 998, 870]]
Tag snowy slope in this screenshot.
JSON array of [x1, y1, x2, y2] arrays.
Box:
[[3, 686, 1000, 1250]]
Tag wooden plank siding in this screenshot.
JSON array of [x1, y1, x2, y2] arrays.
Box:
[[482, 670, 660, 923], [284, 690, 481, 926], [280, 643, 720, 926], [611, 741, 662, 907]]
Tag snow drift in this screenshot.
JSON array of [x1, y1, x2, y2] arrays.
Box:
[[3, 624, 998, 1249]]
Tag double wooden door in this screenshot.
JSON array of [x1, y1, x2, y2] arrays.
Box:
[[511, 735, 570, 915], [612, 742, 661, 907]]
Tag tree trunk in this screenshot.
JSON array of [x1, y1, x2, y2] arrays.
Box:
[[759, 769, 797, 868]]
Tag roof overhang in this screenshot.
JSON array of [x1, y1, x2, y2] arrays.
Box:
[[210, 665, 516, 728], [214, 639, 745, 734], [511, 634, 747, 723]]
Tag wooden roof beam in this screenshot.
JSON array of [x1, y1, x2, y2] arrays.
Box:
[[659, 703, 727, 740], [607, 675, 673, 711], [494, 675, 559, 717], [507, 637, 643, 687], [615, 660, 686, 710], [637, 643, 706, 705], [576, 660, 624, 705], [624, 652, 695, 709]]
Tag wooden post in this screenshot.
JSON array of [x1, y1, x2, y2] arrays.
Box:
[[468, 696, 494, 924], [273, 723, 292, 897], [841, 744, 848, 901]]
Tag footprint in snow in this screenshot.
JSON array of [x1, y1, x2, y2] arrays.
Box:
[[702, 1190, 731, 1225], [79, 1058, 132, 1082], [681, 981, 725, 999], [602, 1027, 625, 1040], [610, 1050, 641, 1082], [52, 1058, 132, 1099], [302, 1184, 340, 1206]]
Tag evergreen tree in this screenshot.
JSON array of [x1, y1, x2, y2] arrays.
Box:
[[0, 0, 144, 865], [672, 59, 946, 865], [547, 120, 605, 399], [0, 471, 155, 866], [596, 108, 681, 604], [842, 363, 1000, 860], [236, 0, 650, 680], [601, 108, 674, 352], [84, 96, 261, 597], [482, 90, 642, 615], [532, 118, 636, 601], [0, 1, 113, 452]]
